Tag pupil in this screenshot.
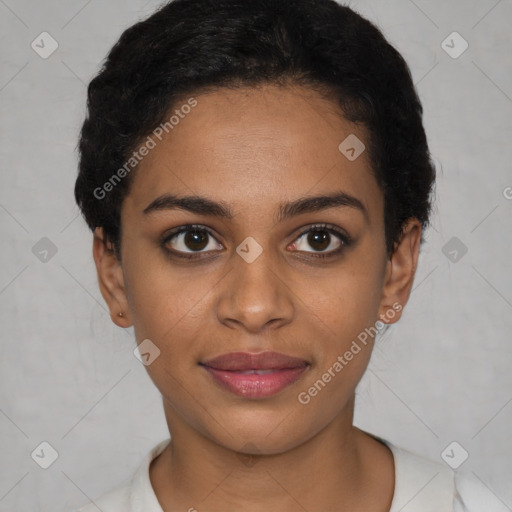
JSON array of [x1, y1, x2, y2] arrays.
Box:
[[185, 230, 208, 251], [308, 230, 329, 251]]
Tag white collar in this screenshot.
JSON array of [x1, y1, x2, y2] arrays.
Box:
[[125, 437, 456, 512]]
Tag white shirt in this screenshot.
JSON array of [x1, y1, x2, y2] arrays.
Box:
[[73, 438, 504, 512]]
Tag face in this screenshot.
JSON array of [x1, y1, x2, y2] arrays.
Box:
[[94, 83, 421, 455]]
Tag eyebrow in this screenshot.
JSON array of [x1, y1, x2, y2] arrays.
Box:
[[142, 191, 368, 223]]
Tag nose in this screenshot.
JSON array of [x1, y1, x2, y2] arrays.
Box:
[[216, 247, 294, 334]]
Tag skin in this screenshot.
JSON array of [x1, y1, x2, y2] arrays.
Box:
[[93, 83, 421, 512]]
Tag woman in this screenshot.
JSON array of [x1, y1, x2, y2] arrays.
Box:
[[72, 0, 487, 510]]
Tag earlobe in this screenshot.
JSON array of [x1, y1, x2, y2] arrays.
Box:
[[92, 227, 132, 327], [378, 218, 422, 325]]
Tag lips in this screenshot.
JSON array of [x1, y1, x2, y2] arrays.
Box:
[[200, 351, 309, 399], [202, 351, 309, 371]]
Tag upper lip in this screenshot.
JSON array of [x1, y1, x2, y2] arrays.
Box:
[[201, 351, 309, 371]]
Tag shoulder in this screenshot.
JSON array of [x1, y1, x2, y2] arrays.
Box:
[[453, 471, 510, 512], [383, 440, 508, 512], [72, 479, 131, 512], [386, 442, 456, 511], [69, 438, 171, 512]]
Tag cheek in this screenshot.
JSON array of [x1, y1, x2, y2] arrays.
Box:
[[299, 264, 384, 340], [291, 256, 385, 404], [291, 272, 382, 422], [122, 248, 217, 337], [302, 284, 377, 387]]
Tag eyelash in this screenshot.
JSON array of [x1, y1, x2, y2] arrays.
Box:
[[160, 223, 352, 261]]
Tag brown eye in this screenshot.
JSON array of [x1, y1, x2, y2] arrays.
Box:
[[162, 225, 223, 257], [291, 224, 350, 258], [182, 229, 209, 251], [306, 229, 331, 251]]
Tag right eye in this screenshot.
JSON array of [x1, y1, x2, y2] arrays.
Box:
[[161, 225, 223, 259]]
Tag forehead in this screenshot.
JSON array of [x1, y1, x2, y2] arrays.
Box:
[[123, 84, 382, 221]]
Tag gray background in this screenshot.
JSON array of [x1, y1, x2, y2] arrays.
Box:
[[1, 0, 511, 511]]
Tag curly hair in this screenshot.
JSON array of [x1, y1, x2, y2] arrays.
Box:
[[74, 0, 436, 260]]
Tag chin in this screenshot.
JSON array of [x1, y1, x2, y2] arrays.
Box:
[[202, 406, 314, 455]]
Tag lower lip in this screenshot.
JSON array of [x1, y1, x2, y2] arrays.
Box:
[[201, 366, 309, 399]]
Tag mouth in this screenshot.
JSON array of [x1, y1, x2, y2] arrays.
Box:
[[199, 351, 310, 399]]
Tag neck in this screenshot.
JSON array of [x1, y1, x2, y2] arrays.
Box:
[[150, 396, 394, 512]]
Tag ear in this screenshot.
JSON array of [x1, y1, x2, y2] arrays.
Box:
[[378, 218, 422, 325], [92, 227, 132, 327]]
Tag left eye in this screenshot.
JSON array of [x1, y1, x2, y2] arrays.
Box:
[[291, 225, 347, 255]]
